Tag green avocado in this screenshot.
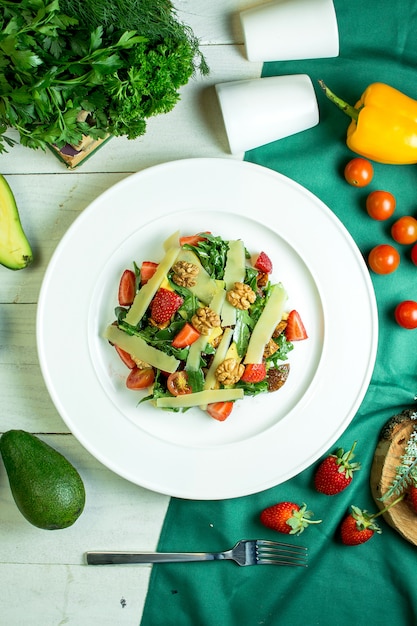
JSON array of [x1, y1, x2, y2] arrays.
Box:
[[0, 430, 86, 530], [0, 174, 33, 270]]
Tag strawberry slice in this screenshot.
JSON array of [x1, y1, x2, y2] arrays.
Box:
[[140, 261, 158, 285], [240, 362, 267, 383], [206, 401, 234, 421], [118, 269, 136, 306], [254, 251, 273, 274], [285, 310, 308, 341], [172, 322, 201, 348], [150, 288, 183, 324]]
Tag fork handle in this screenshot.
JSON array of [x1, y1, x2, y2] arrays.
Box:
[[86, 551, 220, 565]]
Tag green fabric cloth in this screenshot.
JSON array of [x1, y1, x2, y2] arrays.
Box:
[[141, 2, 417, 624]]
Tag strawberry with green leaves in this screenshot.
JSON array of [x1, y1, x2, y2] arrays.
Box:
[[260, 501, 322, 535], [341, 495, 404, 546], [340, 506, 382, 545], [315, 442, 361, 495]]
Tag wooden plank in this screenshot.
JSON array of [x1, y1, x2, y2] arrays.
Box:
[[0, 173, 129, 303], [0, 434, 169, 563], [1, 563, 151, 626]]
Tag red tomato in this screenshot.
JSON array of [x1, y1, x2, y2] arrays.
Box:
[[344, 158, 373, 187], [366, 190, 396, 221], [391, 216, 417, 245], [115, 345, 136, 369], [167, 371, 192, 396], [368, 244, 400, 274], [394, 301, 417, 329], [126, 367, 155, 390], [179, 232, 210, 247], [172, 323, 200, 348], [118, 269, 136, 306], [206, 401, 234, 422], [411, 243, 417, 266]]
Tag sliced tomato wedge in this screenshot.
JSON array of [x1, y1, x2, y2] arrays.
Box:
[[172, 322, 201, 348], [126, 367, 155, 390], [285, 310, 308, 341], [206, 401, 234, 422], [179, 232, 210, 247], [167, 371, 192, 396], [118, 269, 136, 306], [140, 261, 158, 285], [115, 345, 136, 369]]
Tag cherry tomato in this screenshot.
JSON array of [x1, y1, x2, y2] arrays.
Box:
[[391, 216, 417, 245], [394, 301, 417, 329], [368, 244, 400, 275], [167, 371, 192, 396], [344, 158, 374, 187], [126, 367, 155, 390], [411, 243, 417, 266], [366, 190, 396, 221]]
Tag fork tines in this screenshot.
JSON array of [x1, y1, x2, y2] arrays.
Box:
[[256, 540, 308, 567]]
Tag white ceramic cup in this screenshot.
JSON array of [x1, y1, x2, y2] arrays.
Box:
[[240, 0, 339, 62], [215, 74, 319, 154]]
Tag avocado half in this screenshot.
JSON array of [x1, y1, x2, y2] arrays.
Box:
[[0, 174, 33, 270]]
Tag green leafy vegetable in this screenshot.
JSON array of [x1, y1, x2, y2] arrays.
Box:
[[0, 0, 208, 152]]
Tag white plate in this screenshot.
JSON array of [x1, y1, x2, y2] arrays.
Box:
[[37, 158, 378, 500]]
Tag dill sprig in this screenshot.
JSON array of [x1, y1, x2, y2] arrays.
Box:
[[381, 418, 417, 501]]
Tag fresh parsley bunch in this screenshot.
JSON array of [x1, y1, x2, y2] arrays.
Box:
[[0, 0, 208, 152]]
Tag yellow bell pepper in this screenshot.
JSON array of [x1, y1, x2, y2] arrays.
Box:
[[319, 80, 417, 165]]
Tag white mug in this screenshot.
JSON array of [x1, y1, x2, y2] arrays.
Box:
[[215, 74, 319, 154], [240, 0, 339, 62]]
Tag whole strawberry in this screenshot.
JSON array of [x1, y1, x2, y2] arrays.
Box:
[[314, 442, 361, 495], [150, 288, 183, 324], [408, 485, 417, 513], [340, 505, 381, 545], [260, 501, 322, 535]]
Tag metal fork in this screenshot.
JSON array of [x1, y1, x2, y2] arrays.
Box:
[[86, 539, 308, 567]]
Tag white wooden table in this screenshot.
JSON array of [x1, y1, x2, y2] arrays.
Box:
[[0, 2, 262, 624]]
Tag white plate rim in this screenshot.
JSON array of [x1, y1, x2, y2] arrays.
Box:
[[36, 158, 378, 500]]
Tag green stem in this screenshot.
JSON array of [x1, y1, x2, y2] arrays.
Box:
[[373, 494, 405, 520], [318, 80, 360, 123]]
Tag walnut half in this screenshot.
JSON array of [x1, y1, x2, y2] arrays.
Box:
[[191, 306, 221, 335], [171, 260, 199, 287], [215, 358, 245, 386], [226, 282, 256, 310]]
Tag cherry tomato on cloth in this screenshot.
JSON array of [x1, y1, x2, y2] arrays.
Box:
[[167, 371, 192, 395], [126, 367, 155, 390], [411, 243, 417, 266], [394, 301, 417, 329], [368, 244, 400, 274], [391, 216, 417, 244], [344, 158, 374, 187], [366, 190, 396, 221]]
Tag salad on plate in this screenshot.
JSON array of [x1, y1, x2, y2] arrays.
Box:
[[104, 231, 308, 421]]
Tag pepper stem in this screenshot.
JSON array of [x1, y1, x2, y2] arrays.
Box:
[[318, 80, 360, 123]]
